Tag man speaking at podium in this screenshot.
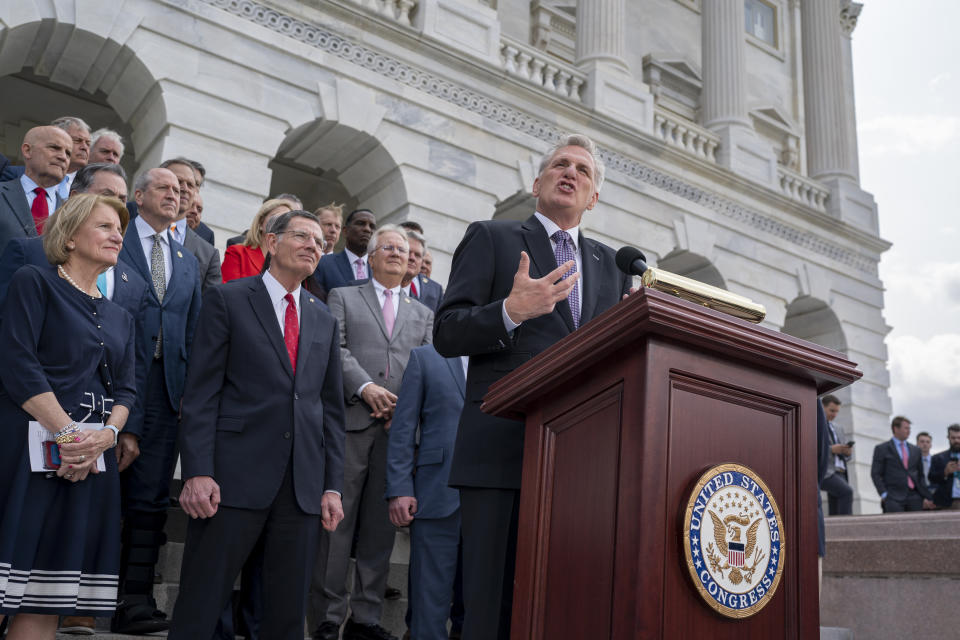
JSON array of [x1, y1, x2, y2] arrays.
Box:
[[434, 134, 632, 640]]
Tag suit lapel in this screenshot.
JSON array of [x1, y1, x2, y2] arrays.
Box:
[[2, 181, 36, 237], [296, 289, 322, 382], [579, 235, 603, 323], [359, 281, 391, 340], [121, 227, 152, 287], [165, 233, 184, 301], [521, 215, 574, 332], [336, 251, 355, 284], [392, 290, 413, 340], [248, 278, 295, 381], [446, 356, 465, 398]]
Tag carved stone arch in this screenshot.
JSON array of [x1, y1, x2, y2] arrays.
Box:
[[657, 249, 726, 289], [0, 1, 168, 173], [269, 79, 406, 229], [781, 296, 848, 353]]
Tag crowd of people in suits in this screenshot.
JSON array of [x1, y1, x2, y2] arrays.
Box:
[[0, 117, 627, 640], [819, 395, 960, 515]]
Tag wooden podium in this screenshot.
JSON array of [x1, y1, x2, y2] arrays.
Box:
[[482, 288, 861, 640]]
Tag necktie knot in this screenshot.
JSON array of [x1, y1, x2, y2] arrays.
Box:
[[33, 187, 46, 197], [551, 230, 571, 245]]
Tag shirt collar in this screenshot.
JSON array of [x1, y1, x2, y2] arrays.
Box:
[[535, 211, 580, 252], [892, 436, 908, 447], [173, 218, 187, 241], [344, 247, 366, 265], [372, 277, 401, 298], [20, 173, 57, 200], [136, 215, 169, 242], [262, 269, 301, 307]]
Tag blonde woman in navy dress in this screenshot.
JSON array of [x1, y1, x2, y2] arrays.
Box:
[[0, 194, 136, 639]]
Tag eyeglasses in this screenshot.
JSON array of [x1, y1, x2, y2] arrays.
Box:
[[278, 230, 324, 249], [373, 244, 408, 255]]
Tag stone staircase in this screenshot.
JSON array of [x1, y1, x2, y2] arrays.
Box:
[[54, 504, 411, 640]]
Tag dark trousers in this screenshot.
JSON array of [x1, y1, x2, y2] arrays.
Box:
[[459, 488, 519, 640], [409, 510, 461, 640], [122, 359, 180, 513], [882, 490, 924, 512], [822, 470, 854, 515], [168, 466, 319, 640]]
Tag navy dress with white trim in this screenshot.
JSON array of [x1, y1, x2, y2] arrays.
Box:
[[0, 265, 136, 615]]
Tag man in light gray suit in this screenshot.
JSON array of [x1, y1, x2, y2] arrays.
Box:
[[310, 224, 433, 640], [161, 158, 222, 290]]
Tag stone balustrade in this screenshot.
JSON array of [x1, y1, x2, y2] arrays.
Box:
[[653, 109, 719, 163], [499, 36, 586, 102], [340, 0, 417, 27], [777, 165, 829, 212]]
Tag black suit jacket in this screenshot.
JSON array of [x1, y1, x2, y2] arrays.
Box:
[[194, 221, 215, 245], [870, 439, 932, 502], [929, 449, 959, 507], [179, 275, 346, 514], [434, 214, 631, 489], [413, 273, 444, 313]]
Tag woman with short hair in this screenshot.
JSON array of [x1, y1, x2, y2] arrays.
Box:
[[220, 198, 298, 282], [0, 194, 137, 639]]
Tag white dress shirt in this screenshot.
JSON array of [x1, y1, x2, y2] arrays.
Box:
[[135, 216, 172, 287], [502, 211, 583, 331], [261, 270, 301, 331], [20, 174, 58, 214]]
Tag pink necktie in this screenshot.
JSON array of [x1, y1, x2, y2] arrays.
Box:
[[382, 289, 394, 378], [355, 259, 365, 280], [900, 441, 914, 489]]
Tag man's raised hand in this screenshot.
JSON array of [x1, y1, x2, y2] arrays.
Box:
[[503, 251, 579, 323]]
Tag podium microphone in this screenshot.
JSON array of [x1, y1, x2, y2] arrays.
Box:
[[615, 246, 649, 276]]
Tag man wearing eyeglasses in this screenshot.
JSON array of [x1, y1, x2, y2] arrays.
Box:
[[309, 225, 434, 640], [170, 209, 346, 639]]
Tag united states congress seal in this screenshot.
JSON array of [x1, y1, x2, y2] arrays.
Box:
[[682, 463, 784, 619]]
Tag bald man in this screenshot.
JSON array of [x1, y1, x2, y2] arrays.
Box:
[[0, 126, 72, 253]]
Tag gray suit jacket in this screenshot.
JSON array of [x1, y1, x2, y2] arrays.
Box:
[[183, 226, 222, 292], [0, 178, 62, 255], [327, 280, 433, 432]]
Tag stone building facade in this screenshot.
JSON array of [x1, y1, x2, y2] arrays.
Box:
[[0, 0, 888, 512]]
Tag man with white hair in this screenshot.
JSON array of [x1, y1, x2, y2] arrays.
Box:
[[434, 133, 632, 639], [89, 128, 125, 164], [50, 116, 91, 199]]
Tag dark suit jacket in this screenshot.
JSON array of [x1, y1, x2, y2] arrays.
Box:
[[1, 163, 24, 182], [194, 221, 215, 245], [118, 225, 202, 412], [413, 273, 444, 313], [870, 439, 933, 502], [386, 345, 465, 519], [178, 276, 346, 513], [0, 236, 152, 435], [183, 226, 222, 292], [327, 280, 434, 432], [314, 250, 360, 293], [0, 177, 60, 255], [434, 214, 631, 489], [929, 449, 959, 507]]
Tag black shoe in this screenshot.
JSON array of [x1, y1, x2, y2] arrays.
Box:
[[110, 597, 170, 634], [313, 620, 341, 640], [343, 618, 398, 640], [384, 586, 402, 600]]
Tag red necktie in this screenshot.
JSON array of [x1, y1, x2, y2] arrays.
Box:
[[410, 279, 418, 298], [31, 187, 49, 234], [283, 293, 299, 372], [900, 441, 914, 490]]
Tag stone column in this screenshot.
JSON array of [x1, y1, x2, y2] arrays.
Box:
[[700, 0, 776, 183], [801, 0, 857, 182], [701, 0, 750, 129], [573, 0, 654, 134], [575, 0, 629, 72], [839, 1, 863, 182]]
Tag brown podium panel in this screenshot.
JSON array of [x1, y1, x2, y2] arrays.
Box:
[[483, 288, 860, 640]]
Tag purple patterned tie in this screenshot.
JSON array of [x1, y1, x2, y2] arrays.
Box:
[[551, 230, 580, 328], [355, 258, 366, 280]]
